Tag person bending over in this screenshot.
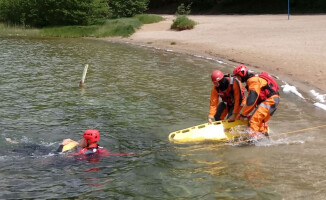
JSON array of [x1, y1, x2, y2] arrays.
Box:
[[208, 70, 245, 123], [233, 64, 280, 138]]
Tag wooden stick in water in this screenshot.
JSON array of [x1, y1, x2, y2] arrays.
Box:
[[79, 64, 89, 88]]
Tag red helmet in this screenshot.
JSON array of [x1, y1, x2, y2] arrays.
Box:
[[211, 70, 224, 83], [83, 129, 100, 144], [233, 64, 248, 78]]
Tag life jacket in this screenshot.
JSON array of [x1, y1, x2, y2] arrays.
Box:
[[215, 75, 245, 106], [256, 72, 279, 102], [74, 144, 110, 156]]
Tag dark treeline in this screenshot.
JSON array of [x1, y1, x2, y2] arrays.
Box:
[[0, 0, 149, 27], [0, 0, 110, 27], [148, 0, 326, 14], [0, 0, 325, 28]]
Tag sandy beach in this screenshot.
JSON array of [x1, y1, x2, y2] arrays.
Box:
[[104, 15, 326, 92]]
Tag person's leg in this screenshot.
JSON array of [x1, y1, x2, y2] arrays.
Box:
[[214, 102, 227, 120], [226, 105, 234, 119], [249, 106, 267, 135], [249, 95, 280, 135]]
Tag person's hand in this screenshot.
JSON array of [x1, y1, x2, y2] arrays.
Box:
[[228, 113, 236, 122], [208, 117, 214, 124], [79, 138, 87, 148], [239, 114, 247, 121]]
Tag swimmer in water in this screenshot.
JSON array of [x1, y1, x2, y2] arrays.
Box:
[[57, 129, 110, 156], [58, 129, 140, 163]]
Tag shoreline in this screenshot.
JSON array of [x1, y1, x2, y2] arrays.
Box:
[[100, 14, 326, 93]]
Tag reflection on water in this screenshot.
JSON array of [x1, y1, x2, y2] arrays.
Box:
[[0, 37, 326, 199]]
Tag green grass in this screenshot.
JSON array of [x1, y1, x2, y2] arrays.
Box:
[[171, 15, 196, 31], [40, 18, 142, 38], [40, 25, 99, 37], [97, 17, 143, 37], [135, 14, 164, 24], [0, 14, 164, 38], [0, 24, 40, 37]]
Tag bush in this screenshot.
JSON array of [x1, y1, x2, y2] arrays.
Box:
[[171, 15, 196, 31], [175, 3, 192, 15], [108, 0, 149, 18]]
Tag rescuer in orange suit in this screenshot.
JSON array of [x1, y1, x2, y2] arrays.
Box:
[[208, 70, 245, 123], [233, 64, 280, 137]]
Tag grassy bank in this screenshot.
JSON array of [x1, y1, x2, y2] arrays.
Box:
[[0, 14, 163, 38], [0, 24, 40, 37]]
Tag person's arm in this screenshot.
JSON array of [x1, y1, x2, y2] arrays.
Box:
[[208, 86, 219, 123], [241, 77, 266, 117], [79, 138, 87, 148]]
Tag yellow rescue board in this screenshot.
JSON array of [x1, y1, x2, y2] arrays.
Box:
[[168, 120, 249, 143]]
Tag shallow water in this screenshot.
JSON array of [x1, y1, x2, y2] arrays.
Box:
[[0, 37, 326, 199]]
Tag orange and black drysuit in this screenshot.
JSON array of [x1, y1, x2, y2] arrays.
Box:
[[240, 73, 280, 134], [208, 76, 245, 120]]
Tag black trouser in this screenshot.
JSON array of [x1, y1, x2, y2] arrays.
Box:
[[214, 102, 234, 121]]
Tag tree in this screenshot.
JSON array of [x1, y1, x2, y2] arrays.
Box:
[[0, 0, 110, 27], [108, 0, 149, 18]]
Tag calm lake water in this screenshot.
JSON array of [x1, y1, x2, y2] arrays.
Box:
[[0, 37, 326, 199]]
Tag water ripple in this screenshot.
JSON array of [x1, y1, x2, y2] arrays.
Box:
[[0, 37, 325, 199]]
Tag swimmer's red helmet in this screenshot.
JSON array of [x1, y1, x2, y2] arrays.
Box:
[[83, 129, 100, 145]]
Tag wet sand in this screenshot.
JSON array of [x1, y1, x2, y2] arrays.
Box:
[[103, 15, 326, 92]]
